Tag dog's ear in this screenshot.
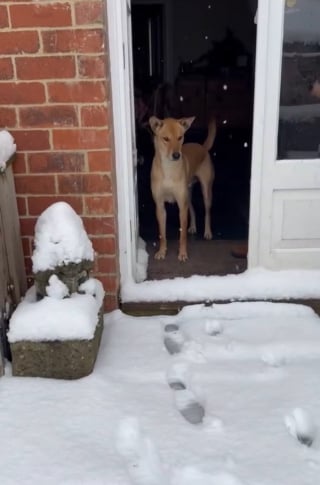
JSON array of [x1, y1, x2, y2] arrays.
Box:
[[149, 116, 163, 133], [179, 117, 195, 132]]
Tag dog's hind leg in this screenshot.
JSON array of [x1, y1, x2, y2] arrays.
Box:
[[201, 179, 213, 239], [198, 160, 213, 240], [188, 186, 197, 235]]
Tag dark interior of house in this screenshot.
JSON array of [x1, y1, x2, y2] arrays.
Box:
[[131, 0, 258, 279]]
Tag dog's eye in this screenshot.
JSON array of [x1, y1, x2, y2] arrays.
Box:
[[177, 136, 183, 141], [163, 137, 169, 142]]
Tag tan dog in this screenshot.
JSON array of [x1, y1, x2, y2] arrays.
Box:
[[149, 116, 216, 261]]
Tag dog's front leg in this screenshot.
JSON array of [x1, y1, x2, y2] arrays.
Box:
[[155, 202, 167, 259], [178, 201, 188, 262]]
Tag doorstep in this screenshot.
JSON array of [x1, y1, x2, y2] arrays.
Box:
[[120, 299, 320, 317]]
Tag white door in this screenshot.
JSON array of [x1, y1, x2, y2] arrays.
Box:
[[107, 0, 139, 284], [249, 0, 320, 270]]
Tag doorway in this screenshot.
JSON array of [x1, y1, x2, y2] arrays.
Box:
[[131, 0, 258, 279]]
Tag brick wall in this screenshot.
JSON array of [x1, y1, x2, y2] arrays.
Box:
[[0, 0, 119, 311]]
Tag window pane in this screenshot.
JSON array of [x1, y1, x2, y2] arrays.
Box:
[[278, 0, 320, 160]]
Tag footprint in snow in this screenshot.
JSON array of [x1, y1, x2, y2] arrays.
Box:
[[171, 466, 246, 485], [285, 408, 317, 447], [307, 459, 320, 470], [115, 416, 169, 485], [203, 415, 225, 433], [174, 388, 205, 425], [167, 361, 189, 390], [182, 340, 207, 363], [163, 324, 205, 425], [203, 319, 223, 336], [167, 362, 205, 425], [116, 418, 241, 485], [163, 323, 186, 355], [261, 350, 286, 367]]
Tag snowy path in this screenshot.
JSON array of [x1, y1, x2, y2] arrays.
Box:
[[1, 302, 320, 484]]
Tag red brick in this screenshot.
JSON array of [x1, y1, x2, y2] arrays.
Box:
[[0, 5, 8, 28], [42, 29, 103, 54], [17, 196, 27, 216], [20, 106, 78, 128], [21, 237, 32, 257], [82, 216, 115, 235], [0, 82, 45, 104], [0, 58, 13, 80], [84, 195, 114, 215], [97, 274, 119, 294], [91, 236, 116, 255], [48, 81, 107, 103], [53, 128, 109, 150], [0, 31, 39, 55], [104, 294, 119, 311], [88, 150, 113, 171], [19, 218, 37, 237], [11, 130, 50, 151], [78, 55, 106, 78], [15, 175, 56, 195], [0, 108, 16, 128], [81, 105, 108, 127], [57, 173, 111, 194], [24, 256, 33, 275], [75, 1, 103, 25], [12, 153, 27, 174], [16, 56, 76, 80], [28, 152, 85, 173], [95, 255, 116, 273], [10, 3, 72, 28], [27, 195, 83, 216]]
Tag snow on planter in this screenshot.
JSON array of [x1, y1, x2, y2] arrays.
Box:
[[8, 202, 105, 380], [8, 281, 104, 343], [0, 130, 16, 172]]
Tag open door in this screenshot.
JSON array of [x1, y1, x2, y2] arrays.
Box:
[[249, 0, 320, 270], [107, 0, 140, 284]]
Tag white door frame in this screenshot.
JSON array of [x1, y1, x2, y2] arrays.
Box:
[[107, 0, 138, 285], [248, 0, 272, 267]]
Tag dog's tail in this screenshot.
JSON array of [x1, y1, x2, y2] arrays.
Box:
[[202, 118, 217, 152]]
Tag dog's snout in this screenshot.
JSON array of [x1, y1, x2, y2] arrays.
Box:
[[172, 152, 181, 160]]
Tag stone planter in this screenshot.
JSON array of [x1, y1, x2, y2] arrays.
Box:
[[8, 276, 105, 380], [10, 309, 103, 380], [34, 260, 94, 300], [8, 202, 105, 380]]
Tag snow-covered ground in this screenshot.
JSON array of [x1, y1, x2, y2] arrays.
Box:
[[2, 301, 320, 485]]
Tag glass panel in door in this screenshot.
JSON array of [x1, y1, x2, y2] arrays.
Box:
[[277, 0, 320, 160]]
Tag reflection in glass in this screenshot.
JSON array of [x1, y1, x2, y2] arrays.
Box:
[[278, 0, 320, 159]]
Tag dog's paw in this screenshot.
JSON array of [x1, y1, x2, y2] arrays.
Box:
[[188, 225, 197, 235], [155, 250, 166, 260], [204, 231, 213, 240], [178, 252, 188, 262]]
